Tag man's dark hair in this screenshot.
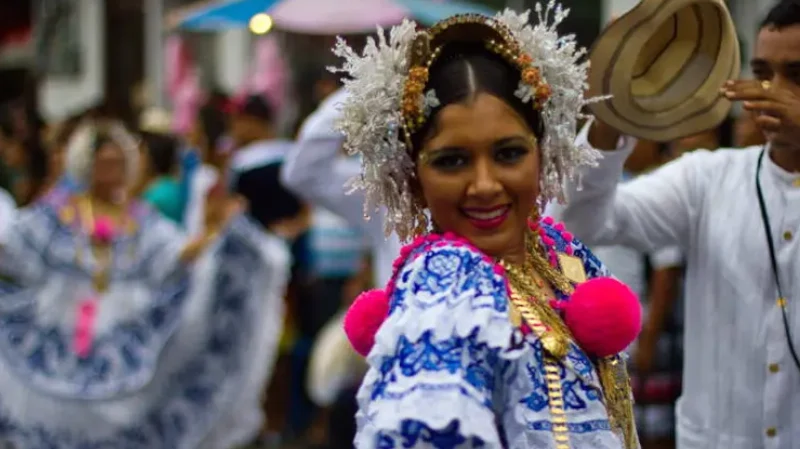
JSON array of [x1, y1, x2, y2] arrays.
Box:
[[761, 0, 800, 29], [232, 95, 274, 123]]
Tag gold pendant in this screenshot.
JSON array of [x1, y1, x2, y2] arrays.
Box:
[[557, 253, 587, 283]]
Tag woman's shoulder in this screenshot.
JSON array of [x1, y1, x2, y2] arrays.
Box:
[[387, 235, 509, 318], [375, 233, 517, 359], [538, 218, 609, 280], [392, 233, 503, 297]]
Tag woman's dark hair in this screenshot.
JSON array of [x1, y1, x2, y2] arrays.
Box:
[[141, 132, 178, 176], [410, 44, 544, 152]]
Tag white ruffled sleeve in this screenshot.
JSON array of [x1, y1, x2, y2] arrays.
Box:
[[355, 242, 521, 449]]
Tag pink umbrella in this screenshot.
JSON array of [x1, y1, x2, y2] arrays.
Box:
[[269, 0, 481, 35], [174, 0, 492, 34]]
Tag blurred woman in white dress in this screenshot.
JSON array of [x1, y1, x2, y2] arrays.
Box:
[[0, 120, 287, 449]]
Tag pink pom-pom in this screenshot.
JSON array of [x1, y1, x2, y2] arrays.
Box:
[[543, 216, 554, 225], [554, 222, 565, 232], [343, 289, 391, 356], [562, 277, 641, 358], [92, 216, 115, 244]]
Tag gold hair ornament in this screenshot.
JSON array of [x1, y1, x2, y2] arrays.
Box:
[[399, 15, 553, 151]]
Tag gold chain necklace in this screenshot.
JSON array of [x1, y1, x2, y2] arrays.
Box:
[[498, 232, 574, 358], [76, 196, 114, 293], [498, 229, 637, 449], [498, 232, 572, 448]]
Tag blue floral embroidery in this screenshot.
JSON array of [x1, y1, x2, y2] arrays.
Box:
[[378, 420, 486, 449], [0, 220, 264, 449], [528, 419, 612, 432], [359, 226, 621, 447], [0, 206, 189, 400], [521, 361, 548, 412], [394, 245, 507, 315]]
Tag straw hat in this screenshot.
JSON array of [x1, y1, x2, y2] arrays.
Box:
[[306, 312, 365, 407], [586, 0, 740, 142]]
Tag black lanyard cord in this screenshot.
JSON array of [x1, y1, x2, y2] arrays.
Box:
[[755, 149, 800, 372]]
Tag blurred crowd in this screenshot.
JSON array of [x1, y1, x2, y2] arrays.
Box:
[[0, 65, 770, 449]]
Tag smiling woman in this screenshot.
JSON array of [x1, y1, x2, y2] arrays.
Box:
[[334, 6, 643, 449], [412, 46, 544, 264]]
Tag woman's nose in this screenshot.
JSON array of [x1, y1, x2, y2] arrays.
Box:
[[467, 159, 502, 199]]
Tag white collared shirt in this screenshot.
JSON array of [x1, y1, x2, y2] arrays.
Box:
[[562, 122, 800, 449], [229, 139, 293, 173]]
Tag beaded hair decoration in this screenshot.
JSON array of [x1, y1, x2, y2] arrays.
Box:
[[65, 120, 141, 187], [331, 3, 603, 241]]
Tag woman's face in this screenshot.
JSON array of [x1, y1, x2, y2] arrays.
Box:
[[91, 142, 127, 200], [416, 93, 540, 261]]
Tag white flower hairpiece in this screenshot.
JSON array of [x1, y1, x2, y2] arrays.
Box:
[[65, 120, 141, 186], [331, 1, 604, 241]]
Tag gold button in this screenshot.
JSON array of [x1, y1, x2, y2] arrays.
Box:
[[793, 178, 800, 187], [766, 427, 777, 438], [784, 231, 793, 241], [769, 363, 780, 373]]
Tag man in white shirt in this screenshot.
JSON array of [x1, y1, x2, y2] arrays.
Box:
[[281, 88, 401, 287], [561, 2, 800, 447]]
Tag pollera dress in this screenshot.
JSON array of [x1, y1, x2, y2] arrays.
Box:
[[0, 187, 289, 449], [354, 221, 639, 449]]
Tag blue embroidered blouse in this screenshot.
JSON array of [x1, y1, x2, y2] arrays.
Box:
[[355, 224, 634, 448]]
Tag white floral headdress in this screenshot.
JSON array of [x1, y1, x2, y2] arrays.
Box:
[[331, 2, 603, 241], [65, 120, 141, 186]]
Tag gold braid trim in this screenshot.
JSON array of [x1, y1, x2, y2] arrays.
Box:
[[597, 356, 637, 449], [544, 355, 571, 449]]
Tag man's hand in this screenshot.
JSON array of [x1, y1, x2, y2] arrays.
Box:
[[723, 79, 800, 140]]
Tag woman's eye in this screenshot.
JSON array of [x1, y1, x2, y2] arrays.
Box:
[[429, 153, 468, 170], [495, 146, 529, 164]]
